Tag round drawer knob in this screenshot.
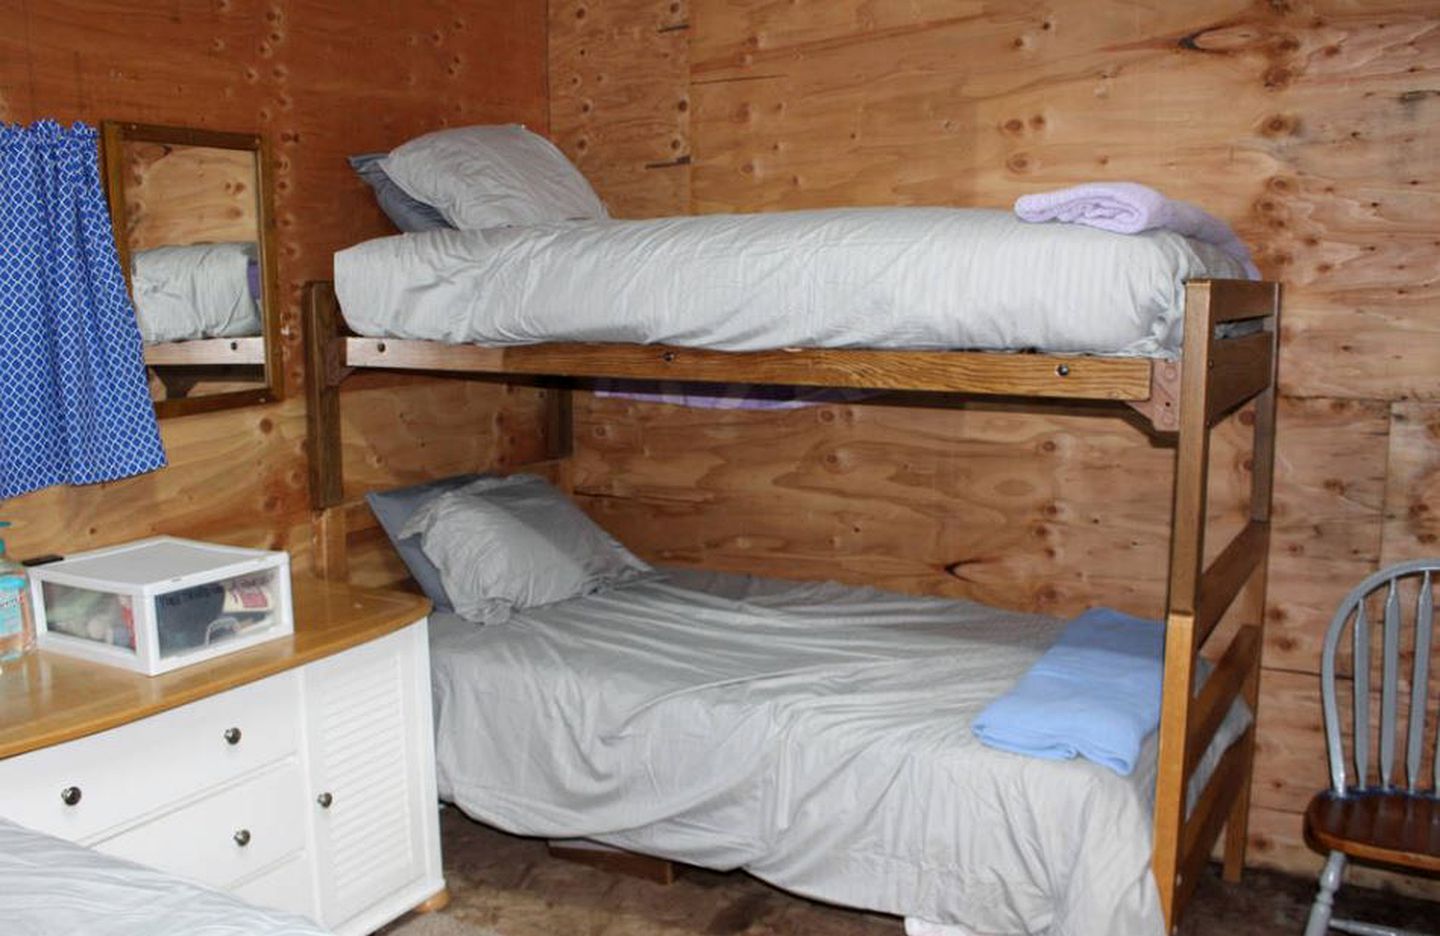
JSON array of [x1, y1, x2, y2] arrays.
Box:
[[233, 829, 252, 847], [223, 727, 242, 745], [316, 792, 333, 809], [60, 786, 82, 807]]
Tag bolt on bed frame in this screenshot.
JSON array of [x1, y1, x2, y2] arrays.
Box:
[[302, 278, 1280, 933]]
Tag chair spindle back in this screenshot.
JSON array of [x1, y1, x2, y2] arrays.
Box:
[[1319, 559, 1440, 795]]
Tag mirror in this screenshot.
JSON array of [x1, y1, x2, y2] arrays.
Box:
[[100, 122, 282, 418]]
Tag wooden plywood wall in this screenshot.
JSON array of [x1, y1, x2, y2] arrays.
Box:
[[551, 0, 1440, 889], [120, 142, 259, 251], [0, 0, 552, 585]]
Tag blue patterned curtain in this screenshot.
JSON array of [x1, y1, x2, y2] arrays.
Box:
[[0, 120, 166, 499]]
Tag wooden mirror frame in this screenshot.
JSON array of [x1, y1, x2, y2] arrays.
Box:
[[100, 121, 283, 419]]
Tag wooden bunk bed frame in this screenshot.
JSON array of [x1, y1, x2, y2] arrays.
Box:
[[302, 276, 1281, 934]]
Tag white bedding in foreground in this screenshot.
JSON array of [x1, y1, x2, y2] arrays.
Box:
[[0, 817, 329, 936], [335, 208, 1246, 359], [429, 568, 1250, 936]]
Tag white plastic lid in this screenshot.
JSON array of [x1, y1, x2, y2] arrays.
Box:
[[40, 539, 267, 587]]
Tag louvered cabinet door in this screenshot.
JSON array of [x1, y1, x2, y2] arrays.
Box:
[[303, 621, 443, 933]]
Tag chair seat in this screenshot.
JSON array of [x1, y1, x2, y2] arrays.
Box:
[[1304, 790, 1440, 874]]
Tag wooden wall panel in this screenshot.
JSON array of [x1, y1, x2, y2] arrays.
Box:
[[552, 0, 1440, 886], [0, 1, 550, 574], [1383, 402, 1440, 565], [575, 395, 1260, 616], [549, 0, 691, 217], [121, 143, 259, 251]]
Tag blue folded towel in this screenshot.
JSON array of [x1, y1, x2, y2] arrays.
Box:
[[971, 607, 1165, 775]]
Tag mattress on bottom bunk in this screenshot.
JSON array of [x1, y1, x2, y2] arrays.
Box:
[[428, 568, 1251, 936], [334, 207, 1248, 359], [0, 817, 328, 936]]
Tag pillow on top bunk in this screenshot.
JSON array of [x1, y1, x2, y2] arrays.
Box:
[[400, 473, 651, 622], [379, 124, 609, 230], [367, 474, 488, 612], [348, 153, 454, 233]]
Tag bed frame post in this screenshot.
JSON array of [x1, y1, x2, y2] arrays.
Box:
[[304, 280, 350, 581], [1153, 280, 1280, 932], [1153, 283, 1214, 930], [1220, 284, 1281, 883], [544, 383, 575, 493]]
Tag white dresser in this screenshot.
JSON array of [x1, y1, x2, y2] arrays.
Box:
[[0, 579, 445, 936]]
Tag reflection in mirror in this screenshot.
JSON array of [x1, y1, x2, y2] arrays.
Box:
[[100, 122, 282, 418]]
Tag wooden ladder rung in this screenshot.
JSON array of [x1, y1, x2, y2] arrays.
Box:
[[1193, 279, 1282, 324], [1185, 624, 1260, 776], [1206, 331, 1274, 425], [1195, 520, 1269, 646]]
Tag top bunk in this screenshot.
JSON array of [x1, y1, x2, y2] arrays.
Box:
[[307, 206, 1279, 432]]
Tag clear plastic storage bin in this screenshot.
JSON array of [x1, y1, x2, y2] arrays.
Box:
[[29, 537, 292, 675]]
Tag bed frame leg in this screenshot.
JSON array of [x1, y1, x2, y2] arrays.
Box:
[[304, 281, 353, 583], [546, 383, 574, 461], [548, 841, 676, 885], [304, 280, 348, 512], [1154, 281, 1280, 930], [1222, 291, 1280, 883], [312, 506, 349, 583]]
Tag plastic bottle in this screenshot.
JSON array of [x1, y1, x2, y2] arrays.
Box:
[[0, 576, 35, 662], [0, 524, 37, 662], [0, 522, 19, 574]]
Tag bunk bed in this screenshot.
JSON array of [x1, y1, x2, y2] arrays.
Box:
[[302, 256, 1280, 933]]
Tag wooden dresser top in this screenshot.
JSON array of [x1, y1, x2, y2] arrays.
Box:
[[0, 577, 430, 759]]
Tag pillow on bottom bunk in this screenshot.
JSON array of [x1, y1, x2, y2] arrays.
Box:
[[400, 473, 652, 622], [367, 473, 491, 612]]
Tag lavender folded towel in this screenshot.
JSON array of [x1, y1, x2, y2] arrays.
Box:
[[1014, 181, 1259, 279]]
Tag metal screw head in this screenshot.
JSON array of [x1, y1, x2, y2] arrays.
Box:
[[316, 791, 334, 809], [233, 829, 252, 847], [60, 786, 82, 806], [1055, 363, 1071, 377], [223, 727, 242, 745]]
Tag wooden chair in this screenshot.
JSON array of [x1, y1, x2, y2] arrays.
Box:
[[1304, 559, 1440, 936]]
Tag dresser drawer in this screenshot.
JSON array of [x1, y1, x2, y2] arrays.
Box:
[[0, 669, 300, 841], [93, 758, 308, 890], [232, 851, 319, 920]]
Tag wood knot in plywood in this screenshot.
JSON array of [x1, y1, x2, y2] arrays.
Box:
[[942, 559, 983, 582], [1177, 23, 1276, 55], [1260, 113, 1299, 137], [1263, 65, 1293, 90]]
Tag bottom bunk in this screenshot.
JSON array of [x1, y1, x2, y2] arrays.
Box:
[[427, 563, 1253, 936]]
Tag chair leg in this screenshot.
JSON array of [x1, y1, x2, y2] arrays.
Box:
[[1304, 851, 1346, 936]]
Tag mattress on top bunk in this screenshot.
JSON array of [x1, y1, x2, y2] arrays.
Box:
[[131, 241, 263, 344], [334, 207, 1248, 360], [0, 817, 329, 936], [427, 566, 1251, 936]]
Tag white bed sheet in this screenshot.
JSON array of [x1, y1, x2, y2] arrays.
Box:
[[428, 568, 1250, 936], [334, 208, 1247, 359], [132, 242, 262, 343], [0, 817, 329, 936]]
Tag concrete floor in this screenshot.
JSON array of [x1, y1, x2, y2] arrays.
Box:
[[401, 808, 1438, 936]]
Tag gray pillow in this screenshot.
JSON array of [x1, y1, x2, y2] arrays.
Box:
[[348, 153, 453, 233], [366, 474, 489, 611], [399, 474, 651, 622]]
